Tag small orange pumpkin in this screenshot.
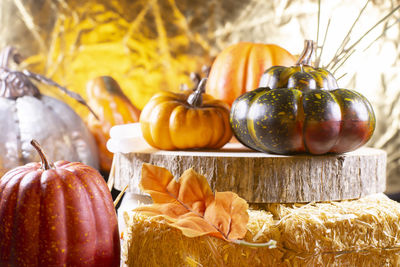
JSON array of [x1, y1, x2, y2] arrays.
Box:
[[85, 76, 141, 172], [206, 42, 296, 106], [140, 78, 232, 150]]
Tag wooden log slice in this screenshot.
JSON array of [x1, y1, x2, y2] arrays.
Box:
[[112, 143, 386, 203]]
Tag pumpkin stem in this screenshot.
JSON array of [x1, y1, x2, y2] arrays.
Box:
[[0, 47, 41, 99], [0, 46, 23, 68], [189, 72, 202, 91], [296, 40, 316, 66], [30, 140, 54, 170], [187, 78, 207, 107], [1, 46, 13, 68], [0, 47, 98, 119]]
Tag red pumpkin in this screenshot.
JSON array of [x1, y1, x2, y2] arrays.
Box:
[[0, 140, 120, 267]]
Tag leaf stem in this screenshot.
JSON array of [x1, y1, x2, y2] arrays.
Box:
[[232, 239, 277, 248], [174, 195, 229, 240], [164, 183, 230, 241]]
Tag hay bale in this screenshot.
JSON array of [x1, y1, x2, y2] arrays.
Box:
[[122, 194, 400, 266]]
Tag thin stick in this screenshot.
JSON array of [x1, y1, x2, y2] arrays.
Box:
[[364, 18, 400, 51], [114, 184, 129, 208], [336, 72, 348, 81], [23, 70, 99, 120], [346, 4, 400, 52], [316, 18, 331, 68], [332, 49, 355, 75], [315, 0, 321, 60], [107, 156, 116, 192], [327, 4, 400, 70], [329, 0, 371, 68], [0, 47, 14, 68], [13, 0, 46, 52]]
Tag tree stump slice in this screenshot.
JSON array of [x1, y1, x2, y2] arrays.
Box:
[[112, 143, 386, 203]]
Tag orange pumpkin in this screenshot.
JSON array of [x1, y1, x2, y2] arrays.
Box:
[[86, 76, 141, 172], [140, 78, 232, 150], [206, 42, 296, 106]]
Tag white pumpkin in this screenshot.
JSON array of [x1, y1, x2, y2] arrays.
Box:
[[0, 46, 99, 175]]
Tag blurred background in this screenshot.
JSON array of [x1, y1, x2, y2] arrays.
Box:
[[1, 0, 400, 198]]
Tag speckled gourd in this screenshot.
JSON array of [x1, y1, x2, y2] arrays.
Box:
[[230, 40, 375, 155]]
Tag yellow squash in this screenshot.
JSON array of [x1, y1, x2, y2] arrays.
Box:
[[140, 78, 232, 150], [86, 76, 141, 172]]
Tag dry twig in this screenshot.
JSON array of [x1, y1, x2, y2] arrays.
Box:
[[315, 0, 400, 72]]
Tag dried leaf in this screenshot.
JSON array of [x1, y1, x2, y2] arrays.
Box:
[[139, 163, 179, 203], [139, 164, 214, 213], [177, 168, 215, 214], [205, 191, 249, 240], [134, 163, 249, 241], [136, 203, 225, 239]]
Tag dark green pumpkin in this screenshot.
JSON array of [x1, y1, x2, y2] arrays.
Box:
[[230, 40, 375, 155]]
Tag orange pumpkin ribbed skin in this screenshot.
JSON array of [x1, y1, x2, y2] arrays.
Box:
[[140, 89, 232, 150], [0, 161, 120, 267], [206, 42, 296, 106], [86, 76, 141, 172]]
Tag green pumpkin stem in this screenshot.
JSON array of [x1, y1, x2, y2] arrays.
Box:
[[187, 78, 207, 107], [31, 140, 54, 170], [296, 40, 316, 66]]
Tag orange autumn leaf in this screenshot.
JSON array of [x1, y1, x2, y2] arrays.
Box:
[[139, 164, 214, 214], [205, 191, 249, 240], [139, 162, 179, 203], [134, 163, 249, 241]]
